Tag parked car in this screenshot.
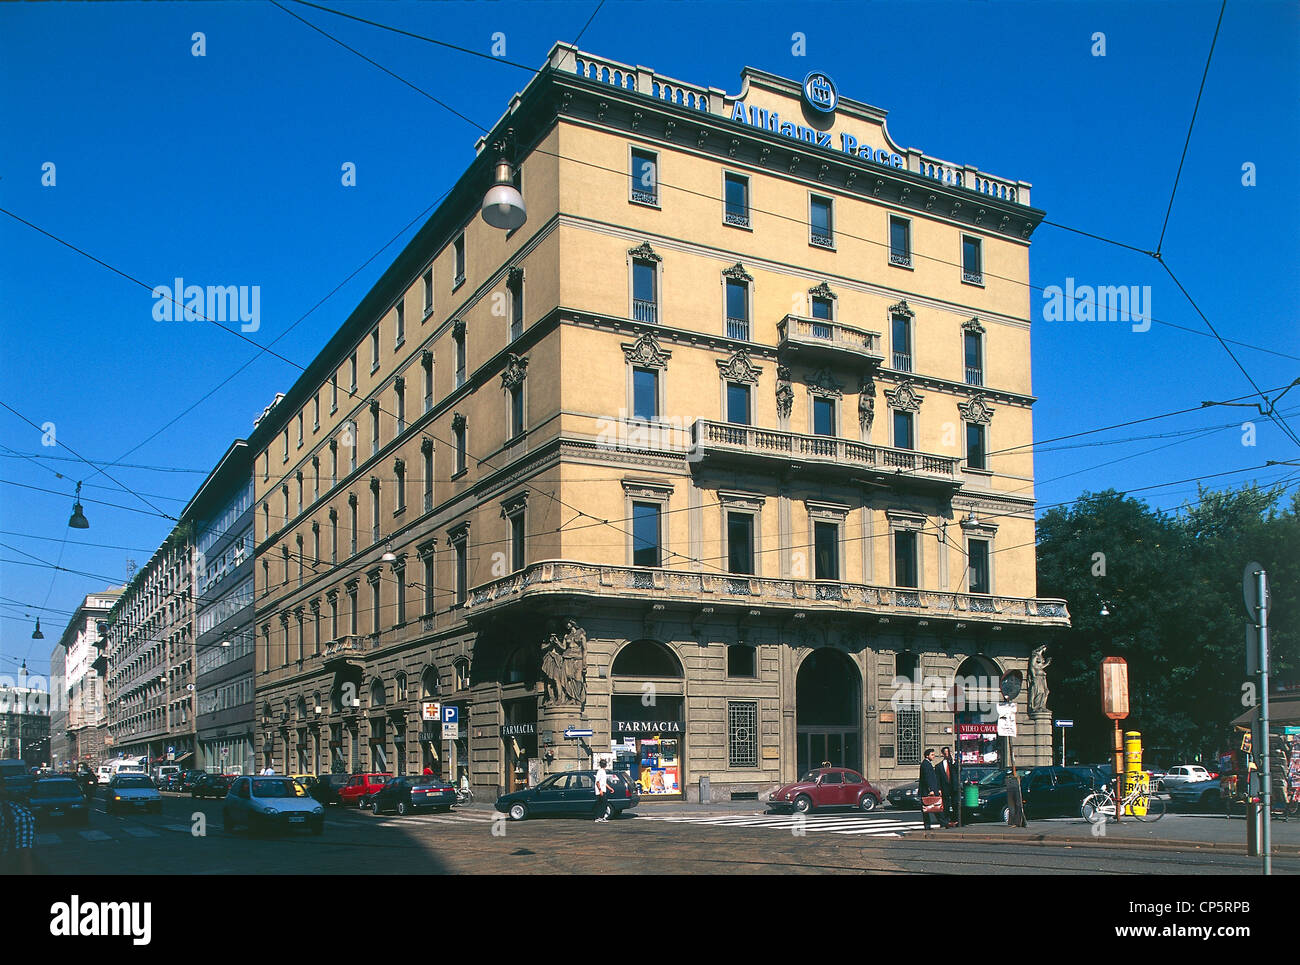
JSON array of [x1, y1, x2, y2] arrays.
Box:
[[496, 770, 639, 821], [1158, 765, 1212, 791], [179, 770, 208, 793], [289, 774, 316, 796], [367, 775, 457, 815], [222, 775, 324, 836], [1064, 765, 1111, 792], [769, 767, 884, 814], [105, 773, 163, 815], [191, 774, 235, 800], [0, 758, 35, 803], [338, 773, 393, 809], [308, 773, 350, 807], [969, 766, 1092, 823], [1167, 777, 1222, 811], [27, 777, 91, 825]]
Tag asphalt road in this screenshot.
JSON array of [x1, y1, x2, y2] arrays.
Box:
[[28, 794, 1300, 875]]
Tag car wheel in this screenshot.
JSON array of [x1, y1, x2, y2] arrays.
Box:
[[358, 797, 368, 810], [509, 802, 528, 822], [858, 794, 878, 812], [1001, 805, 1012, 824], [793, 795, 813, 814], [396, 801, 409, 816]]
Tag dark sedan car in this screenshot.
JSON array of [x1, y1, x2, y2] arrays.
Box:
[[0, 758, 35, 803], [888, 763, 997, 810], [496, 770, 638, 822], [180, 770, 208, 793], [27, 777, 91, 825], [191, 774, 234, 800], [309, 773, 350, 806], [970, 766, 1091, 823], [368, 775, 457, 816], [769, 768, 884, 813]]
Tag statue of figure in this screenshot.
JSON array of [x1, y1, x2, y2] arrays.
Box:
[[858, 375, 875, 433], [561, 618, 587, 708], [775, 366, 794, 421], [541, 628, 565, 706], [1029, 645, 1051, 715]]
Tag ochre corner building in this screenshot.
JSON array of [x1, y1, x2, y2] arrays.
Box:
[[251, 44, 1070, 801]]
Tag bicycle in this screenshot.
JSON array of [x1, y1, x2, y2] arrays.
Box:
[[1081, 779, 1166, 823], [455, 785, 474, 806]]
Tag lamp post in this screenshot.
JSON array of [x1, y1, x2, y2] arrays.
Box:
[[480, 129, 527, 232]]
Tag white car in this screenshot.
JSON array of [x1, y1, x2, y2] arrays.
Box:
[[1159, 765, 1212, 791], [222, 776, 325, 835], [105, 773, 163, 815]]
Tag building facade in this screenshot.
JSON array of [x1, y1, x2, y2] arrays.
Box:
[[57, 588, 121, 768], [251, 45, 1068, 799], [0, 673, 50, 766], [104, 528, 197, 767], [49, 643, 67, 766], [187, 440, 257, 776]]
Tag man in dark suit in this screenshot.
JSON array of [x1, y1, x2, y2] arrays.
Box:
[[919, 748, 942, 830], [937, 746, 957, 827]]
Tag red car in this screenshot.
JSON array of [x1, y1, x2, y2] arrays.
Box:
[[338, 773, 393, 808], [768, 767, 883, 814]]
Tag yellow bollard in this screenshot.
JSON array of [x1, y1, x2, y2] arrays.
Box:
[[1124, 731, 1147, 817]]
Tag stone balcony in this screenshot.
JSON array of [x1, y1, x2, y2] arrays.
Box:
[[320, 635, 364, 671], [689, 419, 959, 489], [466, 560, 1070, 630], [777, 315, 884, 366]]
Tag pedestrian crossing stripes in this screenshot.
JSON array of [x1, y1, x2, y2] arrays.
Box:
[[634, 812, 925, 836], [363, 809, 500, 828]]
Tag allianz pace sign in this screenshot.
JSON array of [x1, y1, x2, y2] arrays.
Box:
[[729, 71, 905, 169]]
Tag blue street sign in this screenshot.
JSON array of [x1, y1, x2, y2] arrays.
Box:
[[441, 706, 458, 724], [563, 728, 594, 739], [1055, 719, 1074, 728]]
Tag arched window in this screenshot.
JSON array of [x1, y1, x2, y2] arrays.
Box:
[[329, 687, 342, 713], [453, 659, 470, 691], [421, 666, 440, 699], [503, 647, 537, 685], [295, 696, 307, 720], [396, 672, 408, 702], [611, 639, 683, 677], [312, 692, 322, 715], [370, 677, 387, 708]]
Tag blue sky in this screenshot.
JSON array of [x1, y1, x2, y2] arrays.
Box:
[[2, 1, 1297, 677]]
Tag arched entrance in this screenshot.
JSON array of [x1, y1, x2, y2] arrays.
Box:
[[610, 640, 685, 797], [954, 656, 1002, 766], [796, 649, 862, 774]]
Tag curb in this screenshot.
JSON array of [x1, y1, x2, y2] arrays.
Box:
[[909, 829, 1300, 856]]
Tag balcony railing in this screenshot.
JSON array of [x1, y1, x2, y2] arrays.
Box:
[[965, 366, 983, 387], [726, 317, 750, 341], [724, 210, 750, 228], [962, 270, 983, 285], [777, 316, 883, 364], [466, 560, 1070, 629], [892, 351, 912, 372], [633, 299, 658, 324], [321, 635, 362, 662], [889, 250, 912, 268], [630, 188, 658, 206], [689, 419, 959, 486], [810, 231, 834, 249]]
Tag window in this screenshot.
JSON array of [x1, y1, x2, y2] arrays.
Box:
[[810, 194, 834, 248], [966, 422, 987, 470], [964, 330, 983, 386], [893, 409, 915, 450], [968, 539, 991, 594], [810, 295, 833, 322], [454, 419, 466, 475], [329, 596, 339, 640], [889, 216, 911, 268], [370, 577, 381, 635], [897, 706, 922, 765], [422, 269, 433, 316], [370, 327, 380, 372], [631, 502, 661, 567], [331, 375, 338, 413], [632, 367, 658, 421], [296, 476, 303, 514], [894, 530, 918, 588], [892, 313, 912, 372], [348, 585, 358, 635], [724, 173, 749, 227], [330, 514, 338, 564], [962, 235, 983, 285], [508, 271, 523, 340], [453, 234, 465, 287], [726, 382, 751, 425], [632, 259, 657, 324], [509, 383, 525, 438], [282, 429, 289, 461], [727, 645, 756, 678], [312, 395, 319, 430], [454, 328, 466, 389], [422, 352, 433, 413], [395, 567, 406, 625], [510, 512, 525, 572], [727, 512, 755, 575], [630, 147, 658, 205], [349, 500, 358, 556], [370, 405, 380, 457], [423, 556, 435, 614], [396, 382, 405, 435], [454, 540, 468, 605], [395, 461, 406, 513], [814, 521, 839, 580], [725, 279, 749, 341], [813, 397, 836, 437], [422, 445, 433, 512], [728, 700, 759, 768]]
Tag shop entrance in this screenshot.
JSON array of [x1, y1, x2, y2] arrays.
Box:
[[954, 656, 1002, 766], [796, 649, 861, 775], [503, 697, 538, 792]]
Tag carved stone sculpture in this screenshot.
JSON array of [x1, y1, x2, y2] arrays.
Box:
[[1029, 645, 1051, 715]]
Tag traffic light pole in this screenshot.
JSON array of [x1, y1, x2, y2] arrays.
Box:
[[1257, 568, 1271, 876]]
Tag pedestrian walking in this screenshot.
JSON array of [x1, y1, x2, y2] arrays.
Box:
[[0, 782, 36, 875], [422, 766, 433, 775], [919, 748, 944, 831], [937, 746, 957, 828], [593, 758, 610, 823]]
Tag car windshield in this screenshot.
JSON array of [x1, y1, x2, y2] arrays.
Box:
[[32, 780, 79, 797], [114, 776, 154, 788], [799, 771, 823, 783], [252, 779, 302, 798], [978, 769, 1011, 788], [410, 778, 449, 788]]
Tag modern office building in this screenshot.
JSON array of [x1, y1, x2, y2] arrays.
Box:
[[57, 588, 122, 767], [250, 44, 1068, 799], [186, 439, 257, 776]]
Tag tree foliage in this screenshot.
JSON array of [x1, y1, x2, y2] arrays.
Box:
[[1035, 484, 1298, 765]]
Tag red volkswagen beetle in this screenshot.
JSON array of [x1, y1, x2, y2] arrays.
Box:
[[768, 767, 883, 814]]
